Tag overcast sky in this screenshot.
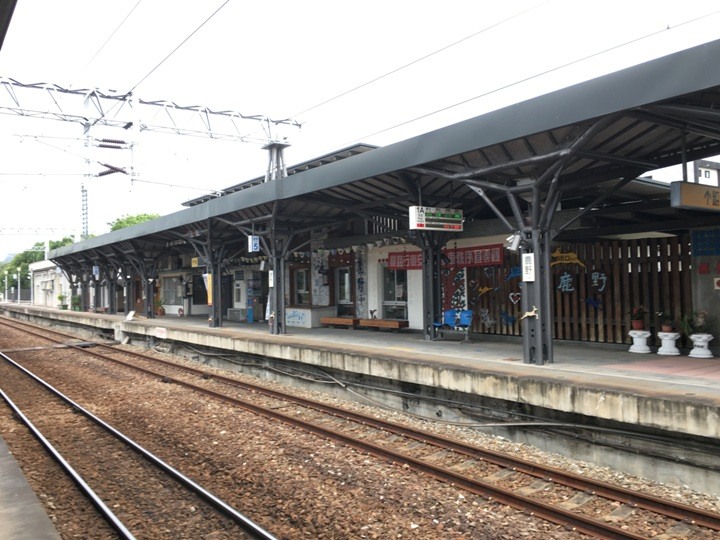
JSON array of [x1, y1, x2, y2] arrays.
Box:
[[1, 0, 720, 257]]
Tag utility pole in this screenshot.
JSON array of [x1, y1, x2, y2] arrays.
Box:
[[81, 184, 88, 240]]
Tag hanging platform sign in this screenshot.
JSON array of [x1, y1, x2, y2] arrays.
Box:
[[248, 235, 260, 253], [671, 181, 720, 212], [409, 206, 463, 231]]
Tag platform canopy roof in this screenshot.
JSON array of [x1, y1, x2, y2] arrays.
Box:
[[51, 37, 720, 267], [0, 0, 16, 50]]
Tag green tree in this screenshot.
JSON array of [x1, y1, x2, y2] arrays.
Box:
[[49, 237, 75, 250], [108, 214, 160, 232]]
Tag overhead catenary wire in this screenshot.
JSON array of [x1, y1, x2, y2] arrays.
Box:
[[345, 7, 720, 146], [87, 1, 231, 130], [126, 1, 230, 95], [234, 1, 553, 144], [71, 0, 144, 89], [288, 0, 553, 121]]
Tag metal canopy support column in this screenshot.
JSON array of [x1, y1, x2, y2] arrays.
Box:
[[99, 263, 118, 314], [144, 278, 154, 319], [520, 228, 554, 365], [208, 247, 227, 328], [107, 274, 117, 314], [124, 269, 133, 314], [79, 276, 88, 312], [265, 231, 289, 336], [93, 277, 101, 311], [206, 223, 227, 329], [125, 251, 157, 319], [180, 219, 227, 328], [418, 231, 450, 341], [270, 251, 284, 335], [206, 221, 217, 327]]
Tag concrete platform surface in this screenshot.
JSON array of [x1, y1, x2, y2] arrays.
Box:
[[3, 304, 720, 439], [0, 437, 60, 540]]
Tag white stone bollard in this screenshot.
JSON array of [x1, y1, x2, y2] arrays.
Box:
[[628, 330, 651, 353], [656, 331, 680, 355]]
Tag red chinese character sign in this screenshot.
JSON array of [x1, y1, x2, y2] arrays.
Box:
[[387, 244, 504, 313], [387, 244, 504, 270]]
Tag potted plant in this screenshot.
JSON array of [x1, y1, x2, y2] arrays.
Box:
[[57, 293, 68, 310], [681, 310, 710, 335], [627, 305, 648, 330], [681, 310, 713, 358], [154, 298, 165, 316], [656, 311, 676, 332], [70, 295, 81, 311]]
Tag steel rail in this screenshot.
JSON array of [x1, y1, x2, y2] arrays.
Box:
[[0, 384, 137, 540], [71, 349, 649, 539], [0, 349, 277, 540], [82, 329, 720, 532]]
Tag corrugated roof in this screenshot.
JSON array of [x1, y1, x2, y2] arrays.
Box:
[[50, 38, 720, 264]]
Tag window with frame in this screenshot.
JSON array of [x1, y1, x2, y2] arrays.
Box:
[[337, 267, 352, 304], [162, 277, 183, 305], [382, 267, 407, 319], [336, 267, 354, 316], [292, 267, 311, 305], [192, 274, 208, 304]]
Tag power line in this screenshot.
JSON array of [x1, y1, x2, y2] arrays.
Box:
[[72, 0, 144, 88], [87, 0, 231, 129], [349, 7, 720, 145], [128, 0, 229, 94], [233, 1, 551, 145], [129, 176, 226, 194], [0, 173, 84, 176], [289, 0, 553, 121]]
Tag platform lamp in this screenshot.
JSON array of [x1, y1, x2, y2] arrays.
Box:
[[17, 266, 21, 302]]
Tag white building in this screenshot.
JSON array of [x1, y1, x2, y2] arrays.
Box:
[[30, 259, 70, 308]]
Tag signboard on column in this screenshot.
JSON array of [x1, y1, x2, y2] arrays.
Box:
[[248, 235, 260, 253], [202, 273, 212, 305], [521, 253, 535, 282]]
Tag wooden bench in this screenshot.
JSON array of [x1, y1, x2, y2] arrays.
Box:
[[358, 318, 409, 331], [320, 317, 359, 329]]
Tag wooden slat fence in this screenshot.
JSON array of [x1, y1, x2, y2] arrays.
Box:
[[466, 236, 693, 346]]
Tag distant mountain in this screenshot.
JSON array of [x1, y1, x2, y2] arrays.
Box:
[[2, 253, 16, 264]]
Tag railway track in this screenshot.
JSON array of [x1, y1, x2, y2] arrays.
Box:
[[0, 348, 276, 538], [2, 316, 719, 539]]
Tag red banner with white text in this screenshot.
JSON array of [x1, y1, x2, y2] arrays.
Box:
[[387, 244, 503, 270]]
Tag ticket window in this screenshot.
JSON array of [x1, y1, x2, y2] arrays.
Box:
[[382, 267, 407, 319]]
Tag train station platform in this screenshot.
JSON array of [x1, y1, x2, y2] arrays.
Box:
[[3, 303, 719, 444], [0, 436, 60, 539]]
